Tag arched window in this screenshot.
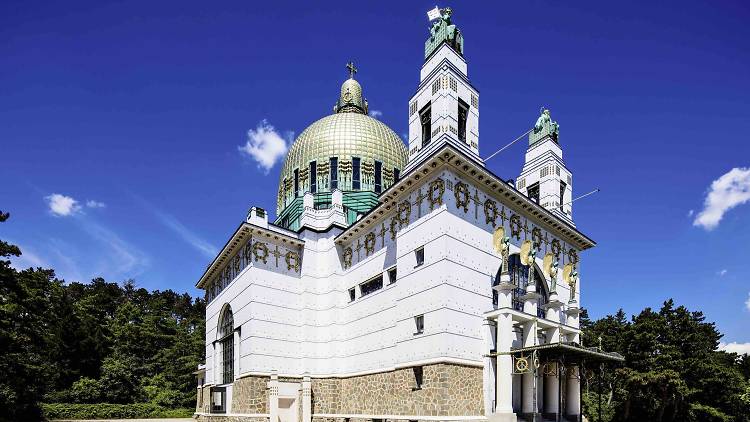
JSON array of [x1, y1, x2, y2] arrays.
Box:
[[218, 305, 234, 384], [493, 254, 549, 318]]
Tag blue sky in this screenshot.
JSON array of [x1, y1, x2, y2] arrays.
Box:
[[1, 1, 749, 348]]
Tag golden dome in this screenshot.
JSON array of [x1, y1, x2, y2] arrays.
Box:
[[276, 67, 407, 215]]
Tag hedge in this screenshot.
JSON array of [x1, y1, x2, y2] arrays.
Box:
[[42, 403, 194, 420]]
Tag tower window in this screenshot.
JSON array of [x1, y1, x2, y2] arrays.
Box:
[[527, 182, 540, 203], [458, 98, 469, 143], [374, 161, 382, 193], [330, 157, 338, 190], [349, 287, 356, 302], [415, 247, 424, 267], [352, 157, 361, 190], [394, 168, 400, 183], [559, 181, 567, 211], [294, 168, 299, 197], [420, 103, 432, 148], [310, 161, 317, 193]]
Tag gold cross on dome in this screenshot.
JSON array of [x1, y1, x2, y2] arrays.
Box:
[[346, 61, 357, 79]]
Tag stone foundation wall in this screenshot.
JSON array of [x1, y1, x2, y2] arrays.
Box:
[[313, 363, 483, 416], [197, 416, 267, 422], [199, 363, 483, 420], [232, 375, 270, 414]]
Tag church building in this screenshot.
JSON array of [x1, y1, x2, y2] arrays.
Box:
[[194, 8, 621, 422]]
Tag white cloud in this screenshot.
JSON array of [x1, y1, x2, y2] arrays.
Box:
[[693, 167, 750, 230], [687, 209, 694, 217], [369, 110, 383, 118], [238, 119, 290, 173], [46, 193, 81, 216], [80, 219, 149, 277], [717, 269, 728, 276], [86, 200, 106, 208], [746, 292, 750, 312], [719, 342, 750, 355]]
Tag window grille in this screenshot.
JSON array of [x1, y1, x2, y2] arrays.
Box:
[[218, 306, 234, 384]]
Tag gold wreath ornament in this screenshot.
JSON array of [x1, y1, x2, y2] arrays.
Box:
[[515, 357, 529, 373]]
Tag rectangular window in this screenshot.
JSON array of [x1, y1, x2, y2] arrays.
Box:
[[352, 157, 361, 190], [393, 168, 400, 183], [413, 366, 424, 389], [415, 247, 424, 267], [210, 386, 226, 413], [360, 275, 384, 297], [294, 168, 299, 197], [559, 181, 567, 210], [414, 314, 424, 334], [310, 161, 317, 193], [349, 287, 356, 302], [374, 160, 382, 193], [330, 157, 338, 190], [388, 267, 397, 284], [420, 103, 432, 148], [458, 98, 469, 143], [527, 182, 540, 203]]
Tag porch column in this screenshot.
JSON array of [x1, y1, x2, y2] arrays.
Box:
[[495, 312, 514, 413], [302, 373, 312, 422], [544, 295, 563, 415], [567, 365, 580, 420], [268, 371, 279, 422], [482, 319, 497, 415], [521, 319, 537, 414]]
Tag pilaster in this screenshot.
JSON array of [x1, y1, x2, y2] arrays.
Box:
[[268, 371, 279, 422]]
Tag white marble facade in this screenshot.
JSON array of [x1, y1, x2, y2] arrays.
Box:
[[196, 8, 593, 422]]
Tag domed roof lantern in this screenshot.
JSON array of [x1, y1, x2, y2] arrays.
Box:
[[334, 62, 368, 114]]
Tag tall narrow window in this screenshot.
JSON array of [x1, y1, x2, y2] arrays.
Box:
[[527, 182, 540, 203], [293, 168, 299, 198], [310, 161, 317, 193], [330, 157, 338, 190], [415, 247, 424, 267], [374, 161, 382, 193], [352, 157, 361, 190], [420, 103, 432, 147], [414, 314, 424, 334], [394, 168, 400, 183], [559, 181, 567, 210], [458, 99, 469, 143], [218, 306, 234, 384]]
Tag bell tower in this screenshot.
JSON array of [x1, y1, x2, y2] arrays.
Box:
[[404, 7, 481, 172], [517, 108, 575, 225]]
